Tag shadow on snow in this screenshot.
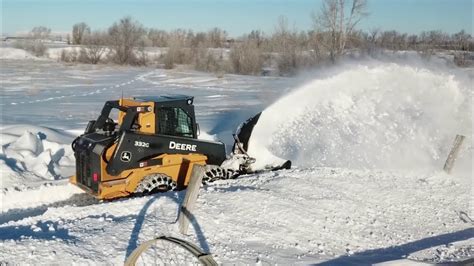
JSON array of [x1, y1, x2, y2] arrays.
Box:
[[124, 191, 211, 261], [315, 228, 474, 265]]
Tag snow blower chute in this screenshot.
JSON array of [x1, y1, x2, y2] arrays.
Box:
[[70, 95, 291, 199]]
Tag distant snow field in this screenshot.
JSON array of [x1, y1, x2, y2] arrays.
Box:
[[0, 47, 472, 264]]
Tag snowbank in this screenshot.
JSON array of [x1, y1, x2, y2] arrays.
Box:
[[248, 62, 472, 173], [0, 47, 37, 60], [0, 125, 76, 189], [46, 47, 82, 61], [1, 183, 83, 212]]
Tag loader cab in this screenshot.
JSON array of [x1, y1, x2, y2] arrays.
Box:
[[87, 95, 199, 139], [143, 95, 198, 139]]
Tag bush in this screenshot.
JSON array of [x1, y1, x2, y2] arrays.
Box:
[[454, 52, 473, 67], [81, 31, 109, 64], [162, 46, 191, 69], [229, 40, 263, 75], [108, 17, 146, 65], [276, 51, 298, 75], [13, 40, 48, 57], [193, 45, 222, 72], [276, 50, 320, 76], [60, 49, 77, 63]]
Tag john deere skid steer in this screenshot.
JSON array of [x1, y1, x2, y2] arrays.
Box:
[[70, 95, 290, 200]]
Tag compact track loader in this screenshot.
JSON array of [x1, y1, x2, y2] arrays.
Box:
[[70, 95, 290, 200]]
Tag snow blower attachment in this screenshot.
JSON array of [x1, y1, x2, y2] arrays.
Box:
[[70, 95, 291, 200]]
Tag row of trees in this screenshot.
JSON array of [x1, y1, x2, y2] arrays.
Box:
[[363, 29, 472, 51], [15, 0, 473, 74]]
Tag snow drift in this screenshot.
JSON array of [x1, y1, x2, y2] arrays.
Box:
[[0, 125, 76, 189], [248, 62, 472, 173], [0, 47, 40, 60]]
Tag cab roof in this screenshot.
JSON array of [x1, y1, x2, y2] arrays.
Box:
[[133, 95, 193, 103]]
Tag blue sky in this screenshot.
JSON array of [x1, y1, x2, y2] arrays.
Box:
[[1, 0, 472, 36]]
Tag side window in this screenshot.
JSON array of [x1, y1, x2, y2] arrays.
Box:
[[157, 107, 194, 138], [175, 108, 193, 137]]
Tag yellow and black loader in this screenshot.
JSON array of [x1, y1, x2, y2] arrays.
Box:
[[70, 95, 290, 200]]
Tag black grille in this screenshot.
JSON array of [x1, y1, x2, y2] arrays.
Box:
[[75, 144, 99, 193], [73, 133, 116, 194]]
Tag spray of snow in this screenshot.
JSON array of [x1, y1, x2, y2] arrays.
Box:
[[248, 62, 472, 173]]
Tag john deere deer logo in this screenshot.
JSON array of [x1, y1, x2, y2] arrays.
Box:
[[120, 151, 132, 162]]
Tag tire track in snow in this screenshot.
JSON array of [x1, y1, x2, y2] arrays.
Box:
[[8, 72, 150, 105]]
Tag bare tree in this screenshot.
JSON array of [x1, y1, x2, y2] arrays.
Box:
[[13, 39, 48, 57], [406, 34, 417, 50], [307, 30, 325, 60], [452, 30, 471, 50], [272, 16, 294, 51], [230, 39, 263, 75], [380, 30, 397, 50], [136, 36, 150, 66], [193, 42, 221, 73], [148, 29, 169, 47], [108, 16, 146, 65], [162, 33, 192, 69], [72, 23, 90, 45], [207, 27, 227, 48], [361, 28, 379, 54], [272, 16, 303, 75], [190, 32, 207, 48], [30, 26, 51, 40], [248, 30, 265, 47], [312, 0, 368, 61], [13, 26, 51, 57], [368, 28, 379, 44], [81, 31, 108, 64]]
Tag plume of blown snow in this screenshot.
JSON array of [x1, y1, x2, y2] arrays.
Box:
[[247, 60, 472, 175]]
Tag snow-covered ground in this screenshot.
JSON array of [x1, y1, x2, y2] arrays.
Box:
[[0, 47, 472, 264]]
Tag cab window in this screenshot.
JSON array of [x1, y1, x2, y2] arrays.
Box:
[[157, 107, 194, 138]]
